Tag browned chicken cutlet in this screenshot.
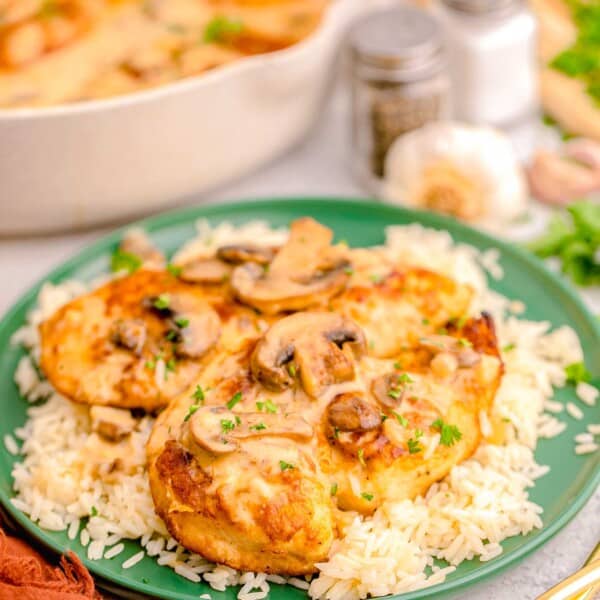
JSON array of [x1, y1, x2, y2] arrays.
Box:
[[147, 308, 503, 574]]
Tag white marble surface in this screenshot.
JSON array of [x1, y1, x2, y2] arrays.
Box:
[[0, 83, 598, 600]]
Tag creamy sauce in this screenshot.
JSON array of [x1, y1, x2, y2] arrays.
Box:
[[0, 0, 327, 108]]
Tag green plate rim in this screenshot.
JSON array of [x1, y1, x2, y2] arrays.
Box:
[[0, 196, 599, 600]]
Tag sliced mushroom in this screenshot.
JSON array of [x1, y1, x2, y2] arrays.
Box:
[[251, 312, 366, 398], [419, 334, 481, 368], [143, 292, 221, 359], [90, 406, 137, 442], [178, 257, 231, 284], [217, 244, 275, 265], [110, 319, 147, 356], [230, 218, 351, 314], [120, 228, 165, 268], [327, 393, 381, 432], [371, 373, 411, 409], [187, 406, 313, 455]]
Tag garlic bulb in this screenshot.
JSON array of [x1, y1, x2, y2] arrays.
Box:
[[383, 122, 528, 229]]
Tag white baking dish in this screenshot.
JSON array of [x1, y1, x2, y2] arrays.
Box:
[[0, 0, 375, 234]]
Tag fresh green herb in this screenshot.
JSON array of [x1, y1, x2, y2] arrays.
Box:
[[565, 361, 592, 384], [381, 413, 389, 422], [437, 327, 448, 335], [422, 318, 430, 325], [165, 358, 176, 373], [344, 267, 355, 275], [392, 411, 408, 427], [451, 315, 468, 329], [192, 385, 205, 402], [502, 417, 512, 423], [153, 294, 171, 310], [235, 415, 242, 426], [369, 274, 383, 284], [361, 492, 374, 501], [204, 16, 244, 43], [221, 419, 236, 433], [90, 506, 98, 517], [174, 316, 189, 328], [357, 448, 366, 467], [111, 249, 142, 274], [330, 483, 338, 496], [250, 422, 267, 431], [551, 47, 599, 76], [458, 338, 472, 348], [407, 438, 422, 454], [502, 343, 516, 353], [431, 418, 462, 447], [166, 329, 178, 341], [167, 263, 182, 277], [393, 361, 402, 370], [256, 399, 277, 414], [397, 373, 414, 384], [388, 388, 402, 400], [415, 428, 423, 439], [542, 113, 559, 127], [333, 426, 340, 439], [279, 460, 295, 471], [145, 359, 156, 370], [184, 404, 200, 422], [227, 392, 242, 410], [287, 363, 297, 377], [528, 202, 600, 287]]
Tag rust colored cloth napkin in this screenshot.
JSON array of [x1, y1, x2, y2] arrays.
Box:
[[0, 520, 102, 600]]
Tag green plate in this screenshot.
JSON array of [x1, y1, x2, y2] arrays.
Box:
[[0, 198, 599, 600]]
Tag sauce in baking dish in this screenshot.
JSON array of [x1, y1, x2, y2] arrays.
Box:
[[0, 0, 327, 108]]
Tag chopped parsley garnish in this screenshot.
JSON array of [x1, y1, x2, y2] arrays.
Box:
[[361, 492, 374, 501], [167, 263, 182, 277], [330, 483, 338, 496], [174, 316, 189, 328], [392, 411, 408, 427], [415, 429, 423, 439], [502, 343, 516, 353], [344, 267, 354, 275], [393, 361, 402, 370], [220, 419, 236, 433], [111, 249, 142, 274], [432, 418, 462, 447], [388, 388, 402, 400], [192, 385, 205, 402], [279, 460, 295, 471], [457, 338, 472, 348], [357, 448, 366, 467], [407, 438, 422, 454], [145, 359, 156, 370], [153, 294, 171, 310], [565, 361, 592, 384], [250, 422, 267, 431], [166, 329, 179, 342], [256, 399, 277, 414], [184, 404, 200, 422], [369, 274, 383, 284], [90, 506, 98, 517], [381, 413, 389, 422], [397, 373, 414, 384], [451, 316, 468, 329], [235, 415, 242, 426], [422, 318, 430, 325], [287, 363, 297, 377], [204, 16, 244, 43], [165, 358, 176, 373], [226, 392, 242, 410], [333, 426, 340, 439]]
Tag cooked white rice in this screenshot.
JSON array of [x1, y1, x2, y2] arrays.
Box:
[[8, 220, 591, 600]]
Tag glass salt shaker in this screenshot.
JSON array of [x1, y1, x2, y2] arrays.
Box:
[[436, 0, 538, 126], [349, 7, 451, 193]]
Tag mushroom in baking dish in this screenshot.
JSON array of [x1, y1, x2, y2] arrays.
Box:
[[186, 406, 313, 455], [251, 311, 366, 397], [230, 218, 351, 314]]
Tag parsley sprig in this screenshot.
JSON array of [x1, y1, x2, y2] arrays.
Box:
[[432, 418, 462, 447]]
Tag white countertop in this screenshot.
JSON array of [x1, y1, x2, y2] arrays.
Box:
[[0, 84, 598, 600]]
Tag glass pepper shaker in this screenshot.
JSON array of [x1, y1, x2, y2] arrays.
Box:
[[349, 7, 450, 193]]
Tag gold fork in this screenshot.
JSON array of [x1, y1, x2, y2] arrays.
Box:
[[537, 542, 600, 600]]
